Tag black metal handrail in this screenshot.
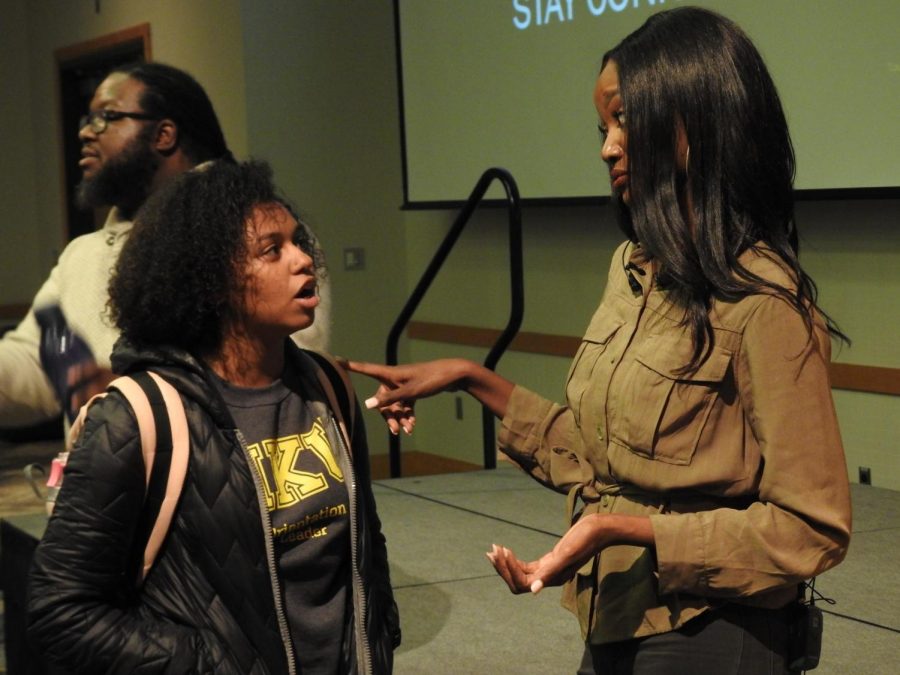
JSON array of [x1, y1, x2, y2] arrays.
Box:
[[386, 168, 524, 477]]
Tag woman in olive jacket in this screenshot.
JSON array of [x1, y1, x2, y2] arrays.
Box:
[[342, 8, 850, 674], [27, 160, 399, 674]]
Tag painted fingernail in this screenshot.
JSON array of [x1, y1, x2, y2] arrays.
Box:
[[365, 397, 378, 409], [531, 580, 544, 594]]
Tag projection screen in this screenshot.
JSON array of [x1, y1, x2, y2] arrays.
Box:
[[396, 0, 899, 205]]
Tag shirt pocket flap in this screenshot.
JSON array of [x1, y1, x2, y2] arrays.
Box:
[[614, 337, 733, 464], [634, 336, 732, 383], [565, 317, 624, 425], [582, 314, 624, 345]]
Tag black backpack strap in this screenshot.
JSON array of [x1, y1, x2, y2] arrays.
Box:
[[127, 371, 173, 565], [303, 350, 356, 444], [108, 371, 189, 585]]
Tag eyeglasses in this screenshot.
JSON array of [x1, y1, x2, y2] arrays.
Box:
[[79, 109, 160, 134]]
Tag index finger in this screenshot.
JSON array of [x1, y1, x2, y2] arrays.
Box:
[[342, 359, 394, 381]]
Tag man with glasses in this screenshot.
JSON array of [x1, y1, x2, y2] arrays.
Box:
[[0, 62, 330, 431]]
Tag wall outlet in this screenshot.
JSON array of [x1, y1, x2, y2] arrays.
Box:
[[343, 247, 365, 271], [858, 466, 872, 485]]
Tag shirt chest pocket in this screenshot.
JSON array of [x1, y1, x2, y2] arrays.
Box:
[[611, 336, 732, 465], [565, 315, 624, 426]]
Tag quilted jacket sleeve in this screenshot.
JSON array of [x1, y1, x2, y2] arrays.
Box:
[[26, 391, 226, 674]]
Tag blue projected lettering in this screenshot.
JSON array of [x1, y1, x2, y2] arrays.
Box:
[[513, 0, 574, 29], [513, 0, 668, 30]]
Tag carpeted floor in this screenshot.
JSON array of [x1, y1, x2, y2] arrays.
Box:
[[376, 467, 900, 674], [2, 439, 898, 674]]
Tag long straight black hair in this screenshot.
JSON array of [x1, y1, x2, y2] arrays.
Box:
[[603, 7, 847, 368]]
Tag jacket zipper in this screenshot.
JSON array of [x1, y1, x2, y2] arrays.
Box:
[[236, 428, 297, 675], [330, 415, 373, 674]]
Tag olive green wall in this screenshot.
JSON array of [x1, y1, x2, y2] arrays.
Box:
[[0, 0, 46, 304], [398, 201, 900, 492], [2, 0, 898, 488], [238, 1, 409, 460], [0, 0, 248, 295]]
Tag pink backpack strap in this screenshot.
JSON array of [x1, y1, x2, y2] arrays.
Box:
[[66, 392, 114, 452], [141, 372, 189, 583], [107, 377, 158, 483], [109, 373, 190, 584]]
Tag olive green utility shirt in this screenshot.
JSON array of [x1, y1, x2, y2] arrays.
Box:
[[498, 240, 851, 644]]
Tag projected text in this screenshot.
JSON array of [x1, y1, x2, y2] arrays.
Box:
[[513, 0, 670, 30]]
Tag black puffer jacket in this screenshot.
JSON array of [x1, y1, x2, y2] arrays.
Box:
[[27, 341, 400, 674]]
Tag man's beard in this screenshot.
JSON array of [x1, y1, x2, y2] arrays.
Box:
[[76, 129, 162, 220]]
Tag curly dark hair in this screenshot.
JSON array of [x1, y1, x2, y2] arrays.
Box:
[[603, 7, 847, 368], [108, 159, 323, 357]]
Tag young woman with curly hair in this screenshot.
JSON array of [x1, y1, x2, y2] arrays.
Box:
[[344, 7, 850, 674], [27, 159, 399, 674]]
